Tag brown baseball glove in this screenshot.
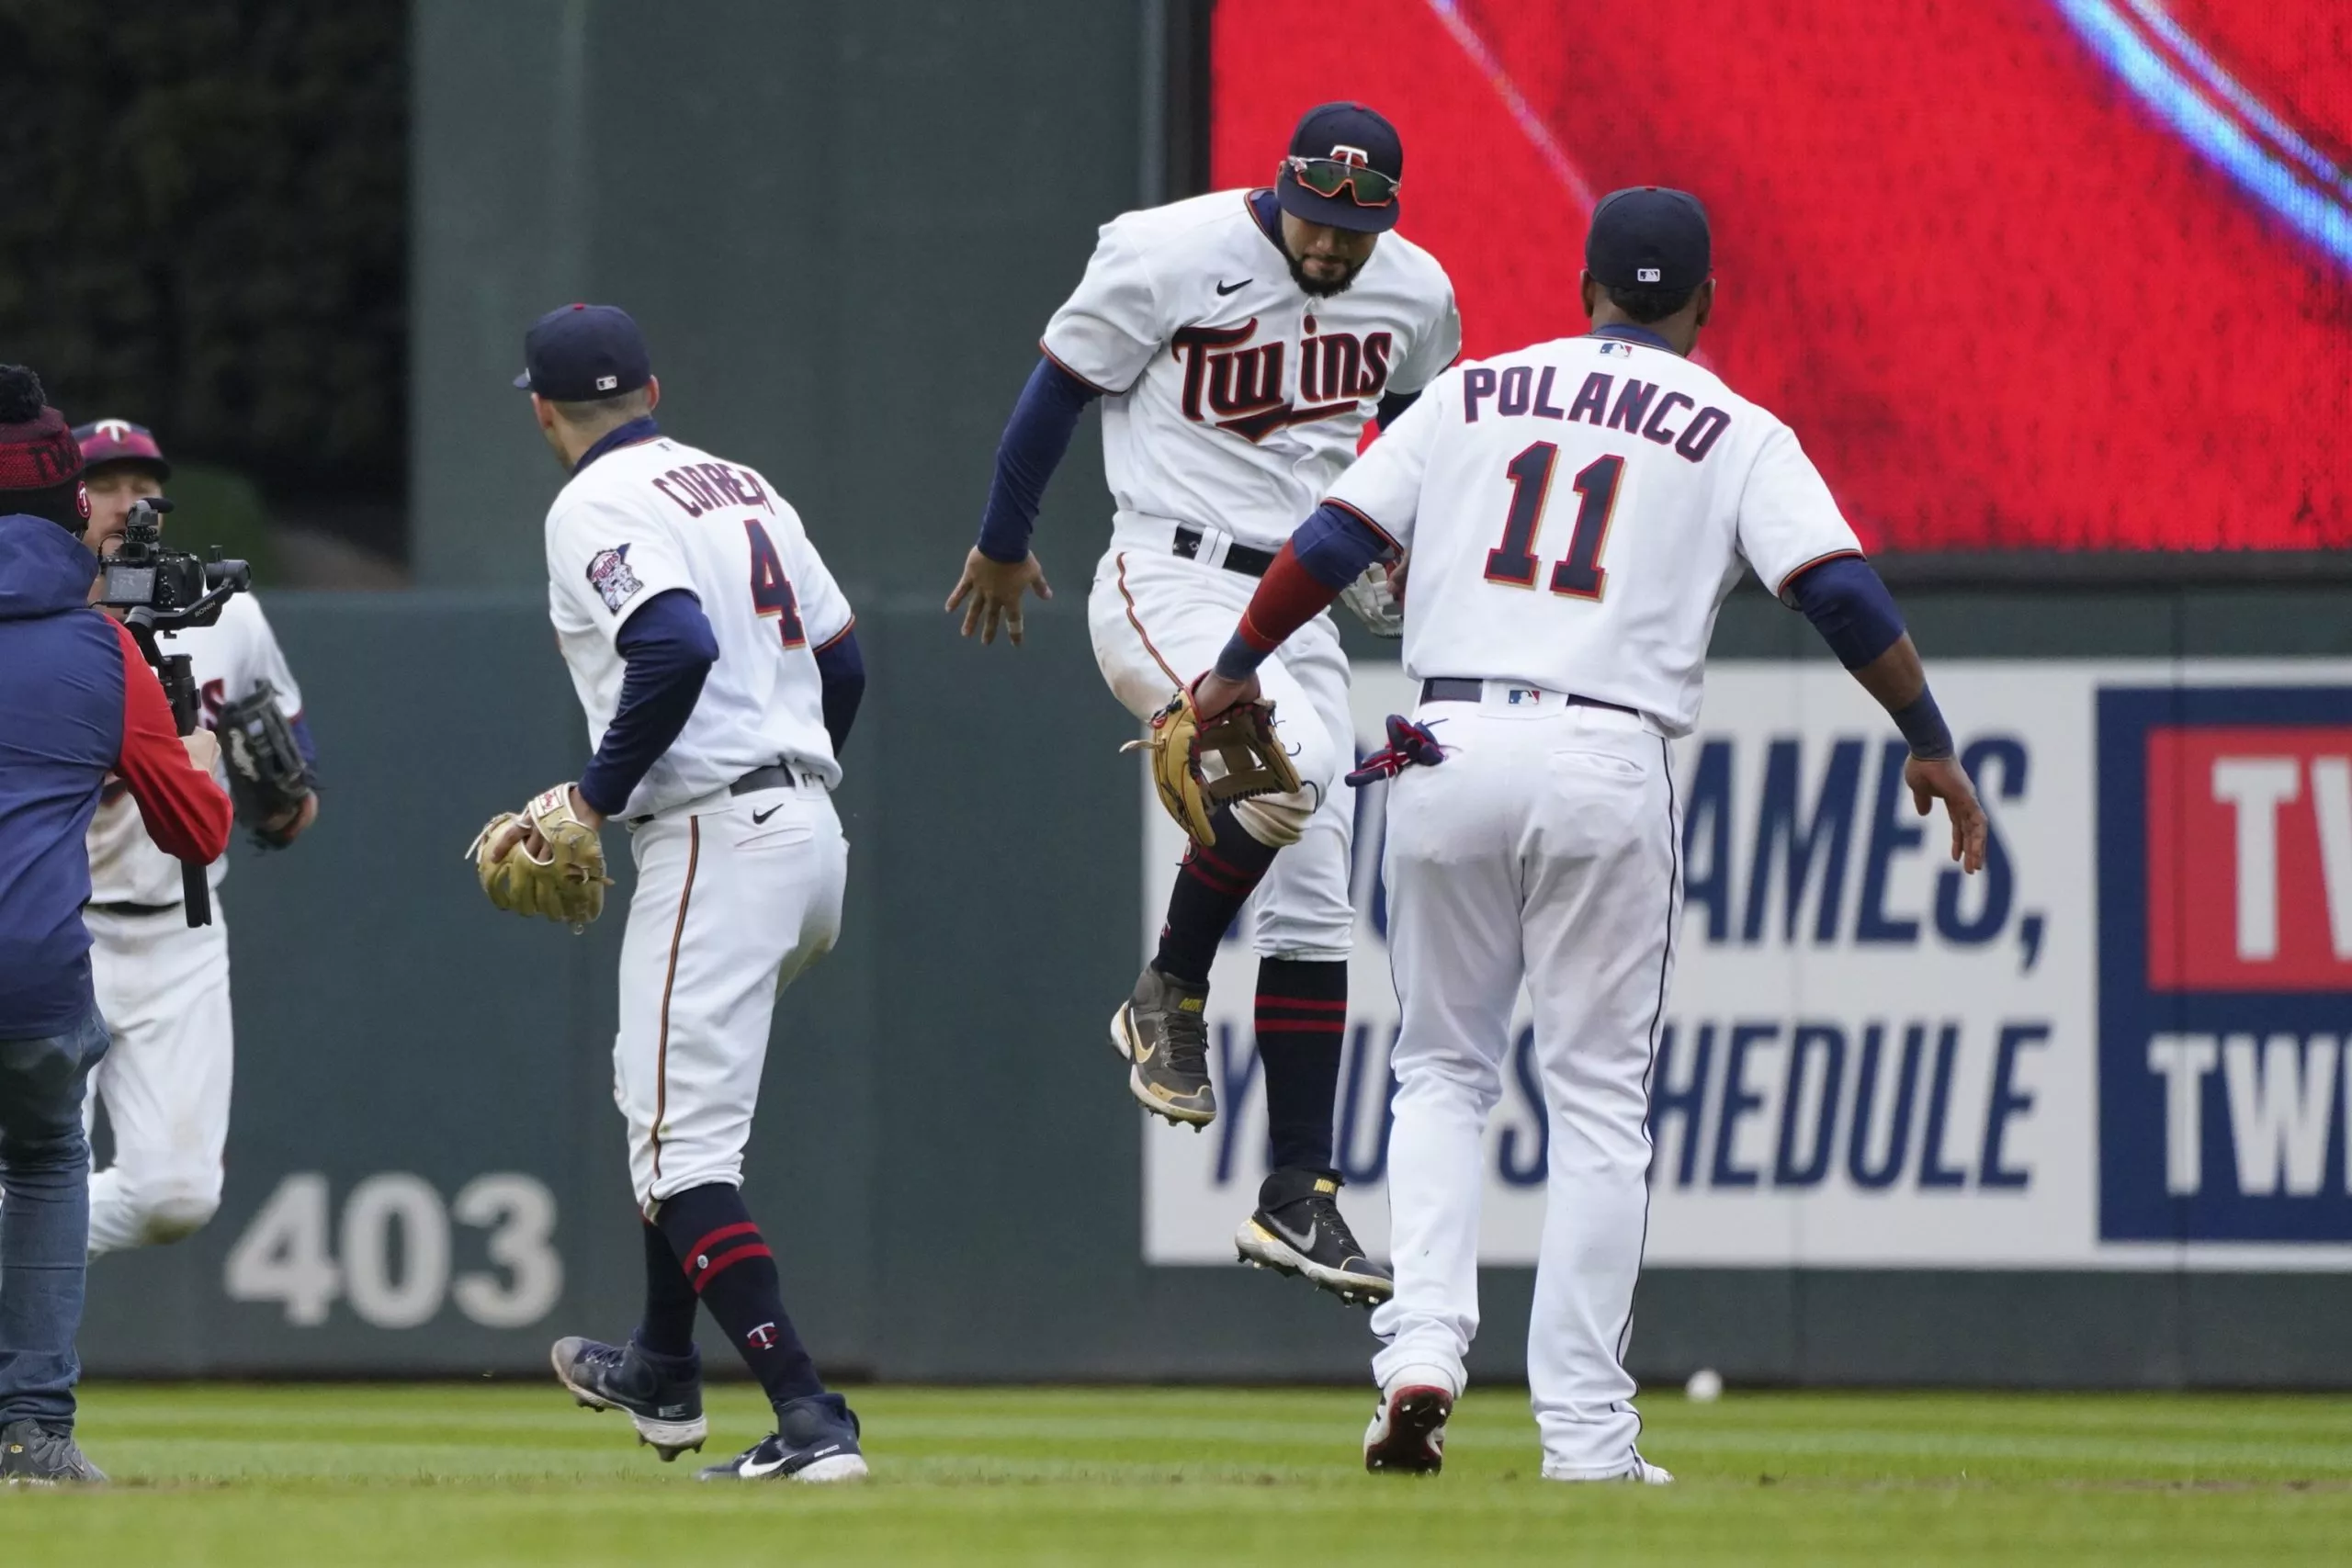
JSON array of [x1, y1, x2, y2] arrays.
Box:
[[1123, 686, 1303, 846]]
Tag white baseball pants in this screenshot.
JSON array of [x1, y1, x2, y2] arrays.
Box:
[[1088, 529, 1355, 959], [1369, 690, 1679, 1480], [616, 782, 845, 1209], [85, 905, 235, 1255]]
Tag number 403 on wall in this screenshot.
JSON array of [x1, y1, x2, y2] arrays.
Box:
[[224, 1172, 561, 1330]]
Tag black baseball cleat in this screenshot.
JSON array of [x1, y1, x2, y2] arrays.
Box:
[[550, 1335, 708, 1461], [0, 1419, 106, 1485], [1236, 1167, 1394, 1306], [697, 1392, 869, 1483], [1363, 1374, 1454, 1475], [1111, 964, 1216, 1127]]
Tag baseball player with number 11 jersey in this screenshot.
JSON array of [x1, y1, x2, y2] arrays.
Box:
[[1193, 188, 1989, 1482]]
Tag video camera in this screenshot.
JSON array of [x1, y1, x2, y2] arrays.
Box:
[[96, 496, 249, 626], [100, 497, 252, 929]]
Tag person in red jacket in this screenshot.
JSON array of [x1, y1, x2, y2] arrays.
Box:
[[0, 366, 232, 1484]]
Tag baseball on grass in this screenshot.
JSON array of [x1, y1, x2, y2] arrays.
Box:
[[1685, 1368, 1724, 1403]]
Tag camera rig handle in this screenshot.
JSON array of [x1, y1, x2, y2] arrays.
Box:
[[123, 608, 214, 929]]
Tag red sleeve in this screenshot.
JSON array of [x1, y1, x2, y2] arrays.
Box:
[[108, 618, 234, 863], [1235, 541, 1347, 654]]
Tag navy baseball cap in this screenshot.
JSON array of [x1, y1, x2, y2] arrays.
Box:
[[1586, 187, 1712, 292], [514, 303, 652, 400], [74, 418, 170, 479], [1275, 102, 1404, 234]]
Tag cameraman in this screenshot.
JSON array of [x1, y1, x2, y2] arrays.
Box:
[[74, 419, 319, 1257], [0, 367, 231, 1483]]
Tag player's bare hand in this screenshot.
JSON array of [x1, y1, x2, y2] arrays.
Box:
[[181, 729, 220, 772], [946, 547, 1054, 647], [1191, 671, 1261, 721], [1905, 753, 1986, 874]]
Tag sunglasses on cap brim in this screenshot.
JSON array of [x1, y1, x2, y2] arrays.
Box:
[[1282, 155, 1399, 209]]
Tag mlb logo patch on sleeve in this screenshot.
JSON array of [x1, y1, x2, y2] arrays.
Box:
[[587, 546, 643, 614]]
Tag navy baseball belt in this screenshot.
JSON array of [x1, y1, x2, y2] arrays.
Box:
[[1171, 524, 1274, 579], [1419, 678, 1641, 718]]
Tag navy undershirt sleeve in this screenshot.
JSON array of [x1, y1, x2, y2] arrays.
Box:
[[1290, 502, 1394, 589], [1375, 388, 1420, 429], [577, 589, 718, 818], [288, 715, 319, 785], [813, 627, 865, 755], [976, 356, 1102, 564], [1784, 555, 1905, 670]]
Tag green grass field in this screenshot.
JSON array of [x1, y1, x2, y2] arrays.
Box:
[[9, 1382, 2352, 1565]]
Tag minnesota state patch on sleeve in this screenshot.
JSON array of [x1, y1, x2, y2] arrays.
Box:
[[586, 546, 644, 614]]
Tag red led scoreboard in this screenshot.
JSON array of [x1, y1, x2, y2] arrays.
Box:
[[1210, 0, 2350, 557]]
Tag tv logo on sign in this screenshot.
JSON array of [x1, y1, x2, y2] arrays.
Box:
[[2098, 688, 2352, 1242]]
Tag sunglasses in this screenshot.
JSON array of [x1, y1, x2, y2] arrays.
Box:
[[1282, 155, 1399, 208]]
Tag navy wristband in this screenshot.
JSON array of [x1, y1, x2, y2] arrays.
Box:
[[1214, 632, 1269, 682], [1893, 688, 1954, 760]]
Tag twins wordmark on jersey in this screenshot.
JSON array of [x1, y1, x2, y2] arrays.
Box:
[[546, 437, 852, 821], [1325, 332, 1862, 732], [1043, 189, 1462, 553], [86, 592, 304, 907]]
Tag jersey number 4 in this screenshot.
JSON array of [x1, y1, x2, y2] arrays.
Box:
[[1482, 443, 1622, 600], [745, 519, 807, 648]]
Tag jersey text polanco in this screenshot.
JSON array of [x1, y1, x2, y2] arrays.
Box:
[[1326, 333, 1862, 735]]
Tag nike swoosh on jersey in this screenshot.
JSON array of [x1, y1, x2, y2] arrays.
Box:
[[1216, 278, 1251, 295]]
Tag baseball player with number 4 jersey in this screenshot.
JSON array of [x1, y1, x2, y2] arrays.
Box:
[[1190, 189, 1990, 1482], [470, 305, 870, 1483], [948, 103, 1459, 1309]]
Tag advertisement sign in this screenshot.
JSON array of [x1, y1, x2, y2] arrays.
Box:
[[1210, 0, 2350, 552], [1142, 660, 2352, 1269]]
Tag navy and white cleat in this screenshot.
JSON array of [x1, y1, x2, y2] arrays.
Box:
[[697, 1391, 868, 1483], [1236, 1168, 1393, 1307], [1363, 1370, 1455, 1475], [550, 1335, 708, 1461]]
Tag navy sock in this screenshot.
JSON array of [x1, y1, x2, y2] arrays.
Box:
[[635, 1219, 698, 1359], [1153, 807, 1281, 985], [654, 1183, 824, 1406], [1257, 956, 1347, 1173]]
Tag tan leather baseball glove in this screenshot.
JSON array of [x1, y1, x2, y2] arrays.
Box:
[[465, 784, 611, 932], [1124, 687, 1303, 846]]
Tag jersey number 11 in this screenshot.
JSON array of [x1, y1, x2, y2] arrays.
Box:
[[745, 519, 808, 648], [1482, 443, 1622, 601]]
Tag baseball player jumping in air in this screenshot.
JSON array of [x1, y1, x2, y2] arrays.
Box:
[[75, 420, 320, 1258], [947, 103, 1460, 1306], [1184, 189, 1989, 1481], [470, 305, 870, 1483]]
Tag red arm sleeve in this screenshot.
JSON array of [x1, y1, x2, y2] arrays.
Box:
[[1235, 541, 1347, 654], [108, 618, 233, 863]]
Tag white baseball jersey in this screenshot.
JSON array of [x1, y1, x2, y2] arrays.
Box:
[[1324, 333, 1863, 735], [85, 592, 304, 906], [545, 434, 853, 818], [1043, 188, 1461, 552]]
